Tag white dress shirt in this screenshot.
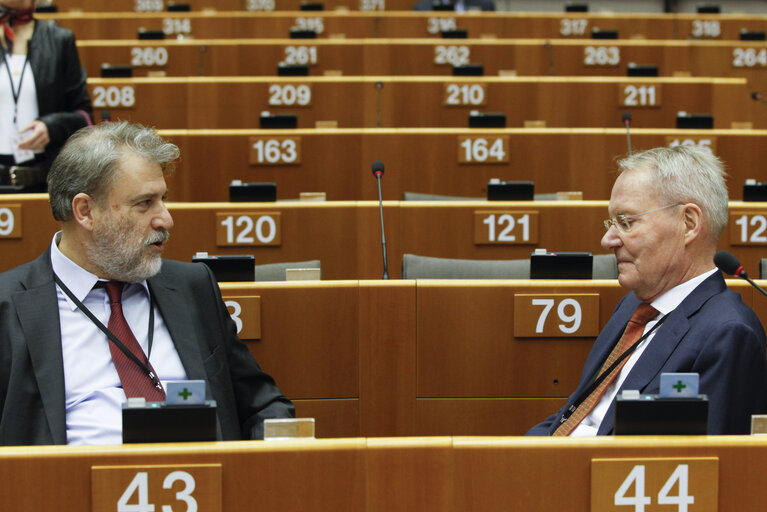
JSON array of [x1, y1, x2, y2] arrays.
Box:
[[569, 268, 718, 436], [1, 53, 39, 159], [50, 233, 188, 445]]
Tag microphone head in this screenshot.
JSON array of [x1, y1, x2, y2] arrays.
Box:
[[752, 91, 762, 101], [622, 112, 632, 124], [714, 250, 744, 277], [371, 160, 384, 177]]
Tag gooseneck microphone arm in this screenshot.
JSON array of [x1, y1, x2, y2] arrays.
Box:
[[372, 161, 389, 280], [622, 112, 632, 156], [741, 272, 767, 299], [714, 250, 767, 299]]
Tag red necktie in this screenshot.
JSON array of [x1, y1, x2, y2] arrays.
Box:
[[552, 302, 658, 436], [97, 281, 166, 401], [1, 6, 34, 47]]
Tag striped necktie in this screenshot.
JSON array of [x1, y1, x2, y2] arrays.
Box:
[[552, 302, 658, 437]]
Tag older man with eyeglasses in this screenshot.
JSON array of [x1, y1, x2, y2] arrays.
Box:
[[527, 145, 767, 436]]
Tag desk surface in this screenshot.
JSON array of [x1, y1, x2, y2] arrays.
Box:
[[3, 197, 767, 279], [38, 10, 767, 40], [0, 436, 765, 511], [72, 37, 767, 86], [127, 127, 767, 202], [86, 75, 752, 130]]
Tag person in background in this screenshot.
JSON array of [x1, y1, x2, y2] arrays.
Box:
[[527, 145, 767, 436], [0, 0, 92, 189], [0, 121, 294, 445], [413, 0, 495, 12]]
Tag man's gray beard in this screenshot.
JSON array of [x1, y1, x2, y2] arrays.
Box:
[[87, 216, 168, 283]]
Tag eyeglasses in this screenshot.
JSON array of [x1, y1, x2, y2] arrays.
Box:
[[603, 202, 684, 233]]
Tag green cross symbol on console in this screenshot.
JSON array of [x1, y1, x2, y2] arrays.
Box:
[[673, 380, 687, 393], [178, 388, 193, 400]]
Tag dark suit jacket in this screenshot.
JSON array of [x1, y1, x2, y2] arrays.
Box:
[[0, 250, 294, 445], [527, 272, 767, 435]]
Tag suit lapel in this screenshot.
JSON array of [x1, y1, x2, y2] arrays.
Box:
[[12, 252, 67, 444], [571, 297, 638, 398], [598, 272, 725, 434], [147, 274, 207, 380]]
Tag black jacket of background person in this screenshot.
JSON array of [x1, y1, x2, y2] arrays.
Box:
[[1, 19, 93, 169]]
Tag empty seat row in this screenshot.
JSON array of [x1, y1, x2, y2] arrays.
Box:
[[148, 128, 765, 202], [38, 10, 767, 41], [85, 75, 753, 129], [3, 196, 766, 279]]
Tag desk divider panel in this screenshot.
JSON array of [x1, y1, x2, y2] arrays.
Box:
[[85, 76, 751, 130], [4, 197, 767, 279], [72, 38, 767, 91], [40, 11, 767, 41], [3, 435, 767, 509], [152, 128, 767, 203]]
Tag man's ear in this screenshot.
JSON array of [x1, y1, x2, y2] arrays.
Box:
[[71, 193, 97, 232], [683, 203, 704, 245]]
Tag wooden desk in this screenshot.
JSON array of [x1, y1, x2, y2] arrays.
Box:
[[195, 279, 765, 437], [72, 37, 767, 78], [38, 11, 767, 41], [0, 212, 763, 437], [141, 128, 765, 202], [49, 0, 408, 12], [4, 198, 767, 279], [2, 436, 767, 511], [86, 75, 751, 129]]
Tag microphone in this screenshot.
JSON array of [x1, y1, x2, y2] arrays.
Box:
[[544, 40, 555, 76], [622, 112, 632, 156], [752, 91, 767, 105], [375, 81, 384, 128], [371, 161, 389, 279], [714, 250, 767, 299]]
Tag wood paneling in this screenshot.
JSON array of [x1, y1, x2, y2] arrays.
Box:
[[85, 76, 751, 129], [5, 198, 767, 279], [39, 11, 767, 41], [2, 437, 767, 510]]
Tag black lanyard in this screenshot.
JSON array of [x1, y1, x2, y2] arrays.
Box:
[[53, 272, 162, 391], [558, 313, 669, 425], [2, 50, 28, 127]]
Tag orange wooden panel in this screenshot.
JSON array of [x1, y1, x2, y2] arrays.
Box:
[[6, 437, 767, 510], [359, 281, 417, 436], [87, 78, 188, 126], [86, 76, 751, 130], [452, 437, 766, 512], [415, 397, 567, 436], [366, 437, 454, 512], [415, 281, 627, 398], [0, 440, 369, 510], [38, 11, 767, 41], [168, 202, 361, 279], [145, 128, 767, 202], [50, 0, 413, 11], [293, 398, 360, 438], [221, 282, 359, 400], [0, 195, 60, 271], [7, 197, 767, 284]]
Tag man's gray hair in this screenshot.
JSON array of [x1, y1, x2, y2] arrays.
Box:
[[617, 145, 729, 240], [47, 121, 179, 221]]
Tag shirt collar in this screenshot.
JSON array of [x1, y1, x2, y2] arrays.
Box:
[[649, 268, 718, 316], [50, 232, 150, 311]]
